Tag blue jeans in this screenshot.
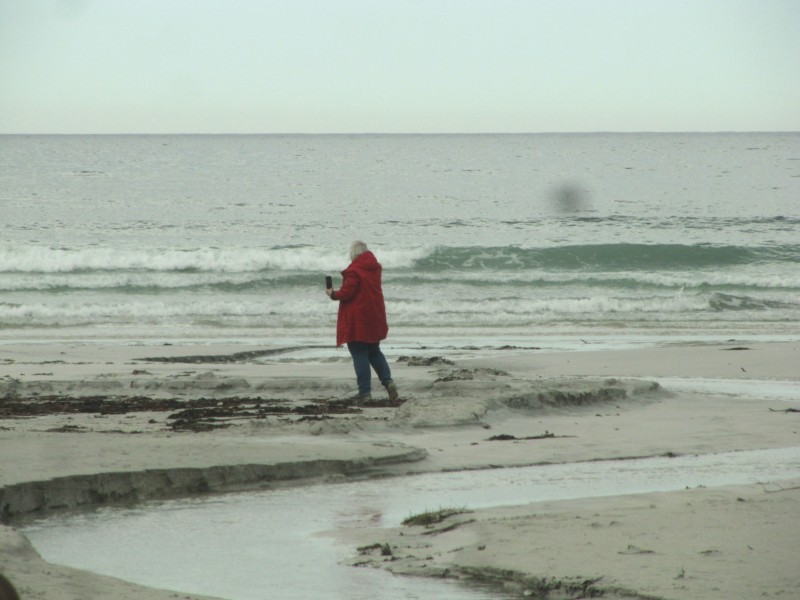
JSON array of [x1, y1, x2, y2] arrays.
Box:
[[347, 341, 393, 395]]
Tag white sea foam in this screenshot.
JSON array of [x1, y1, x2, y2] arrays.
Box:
[[0, 291, 712, 329], [392, 269, 800, 289], [0, 244, 431, 274]]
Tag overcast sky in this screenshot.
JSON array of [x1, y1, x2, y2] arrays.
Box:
[[1, 0, 798, 133]]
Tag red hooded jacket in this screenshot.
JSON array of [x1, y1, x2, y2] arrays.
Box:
[[332, 251, 389, 347]]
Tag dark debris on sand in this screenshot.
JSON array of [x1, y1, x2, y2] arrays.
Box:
[[0, 394, 406, 433]]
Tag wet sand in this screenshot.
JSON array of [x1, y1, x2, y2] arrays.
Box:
[[1, 340, 798, 599]]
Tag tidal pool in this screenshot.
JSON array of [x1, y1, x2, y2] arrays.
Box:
[[23, 446, 800, 600]]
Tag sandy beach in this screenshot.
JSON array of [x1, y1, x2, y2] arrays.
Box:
[[1, 339, 798, 599]]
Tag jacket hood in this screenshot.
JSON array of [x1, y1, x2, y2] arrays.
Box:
[[348, 251, 381, 273]]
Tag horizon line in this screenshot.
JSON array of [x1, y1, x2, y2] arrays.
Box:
[[1, 130, 798, 136]]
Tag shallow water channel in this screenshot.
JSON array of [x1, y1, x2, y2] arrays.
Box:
[[22, 446, 800, 600]]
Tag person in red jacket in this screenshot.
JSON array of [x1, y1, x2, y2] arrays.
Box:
[[326, 240, 399, 403]]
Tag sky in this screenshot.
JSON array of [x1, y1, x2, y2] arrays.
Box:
[[1, 0, 798, 133]]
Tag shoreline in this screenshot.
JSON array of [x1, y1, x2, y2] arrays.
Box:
[[1, 340, 799, 599]]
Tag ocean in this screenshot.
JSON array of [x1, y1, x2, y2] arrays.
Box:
[[1, 133, 799, 348]]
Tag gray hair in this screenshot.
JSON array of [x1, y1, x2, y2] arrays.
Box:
[[350, 240, 368, 261]]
